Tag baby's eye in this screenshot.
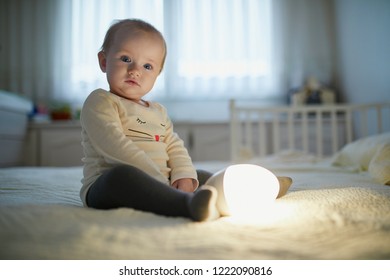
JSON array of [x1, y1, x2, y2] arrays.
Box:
[[120, 56, 131, 63], [144, 63, 153, 70]]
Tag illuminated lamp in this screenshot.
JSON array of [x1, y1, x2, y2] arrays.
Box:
[[205, 164, 280, 218]]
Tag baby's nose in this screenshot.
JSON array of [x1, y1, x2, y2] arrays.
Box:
[[128, 64, 141, 77]]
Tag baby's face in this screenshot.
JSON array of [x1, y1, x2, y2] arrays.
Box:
[[99, 29, 165, 103]]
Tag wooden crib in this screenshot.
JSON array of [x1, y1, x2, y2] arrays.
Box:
[[229, 100, 390, 161]]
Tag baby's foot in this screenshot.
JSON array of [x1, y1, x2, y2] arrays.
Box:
[[188, 185, 219, 222], [276, 176, 293, 198]]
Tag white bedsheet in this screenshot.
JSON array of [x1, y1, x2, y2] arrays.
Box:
[[1, 158, 390, 260]]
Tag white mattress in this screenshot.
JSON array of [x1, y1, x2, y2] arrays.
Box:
[[1, 155, 390, 260]]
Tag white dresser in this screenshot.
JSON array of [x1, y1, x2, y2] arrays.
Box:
[[24, 121, 84, 166]]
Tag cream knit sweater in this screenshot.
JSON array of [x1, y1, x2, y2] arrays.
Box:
[[80, 89, 198, 206]]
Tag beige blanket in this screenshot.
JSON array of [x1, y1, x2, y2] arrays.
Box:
[[1, 161, 390, 260]]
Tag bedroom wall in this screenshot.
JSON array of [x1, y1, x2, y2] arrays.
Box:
[[333, 0, 390, 103]]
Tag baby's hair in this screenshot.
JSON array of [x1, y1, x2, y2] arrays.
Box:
[[101, 18, 167, 72]]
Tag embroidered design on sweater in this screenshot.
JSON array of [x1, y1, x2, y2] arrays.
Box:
[[127, 117, 166, 142]]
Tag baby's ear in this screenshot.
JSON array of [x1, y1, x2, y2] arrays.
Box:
[[98, 51, 107, 72]]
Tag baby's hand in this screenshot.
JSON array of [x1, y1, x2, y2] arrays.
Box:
[[172, 178, 196, 192]]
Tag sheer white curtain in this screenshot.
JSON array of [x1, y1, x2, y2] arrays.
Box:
[[162, 0, 272, 101], [0, 0, 336, 107]]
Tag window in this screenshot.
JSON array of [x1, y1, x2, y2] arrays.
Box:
[[66, 0, 273, 103], [2, 0, 336, 113]]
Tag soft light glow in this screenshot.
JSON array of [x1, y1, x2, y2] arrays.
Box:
[[206, 164, 280, 218]]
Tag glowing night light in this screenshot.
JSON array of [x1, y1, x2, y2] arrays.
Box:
[[206, 164, 280, 218]]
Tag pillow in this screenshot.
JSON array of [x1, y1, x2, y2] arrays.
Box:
[[332, 132, 390, 170], [332, 132, 390, 185], [368, 143, 390, 185]]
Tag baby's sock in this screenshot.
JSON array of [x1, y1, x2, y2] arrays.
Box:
[[276, 176, 293, 198], [188, 185, 220, 221]]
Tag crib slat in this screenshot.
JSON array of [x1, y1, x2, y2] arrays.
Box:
[[272, 111, 280, 153], [245, 111, 252, 154], [302, 111, 309, 153], [361, 108, 368, 137], [316, 109, 323, 157], [229, 99, 239, 161], [346, 108, 353, 143], [331, 108, 338, 154], [258, 112, 266, 157], [287, 110, 294, 150], [376, 104, 383, 133]]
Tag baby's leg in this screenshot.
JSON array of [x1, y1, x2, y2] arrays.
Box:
[[86, 165, 218, 221], [196, 169, 213, 186]]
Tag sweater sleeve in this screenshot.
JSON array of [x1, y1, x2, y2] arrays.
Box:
[[160, 105, 199, 187], [81, 90, 168, 183]]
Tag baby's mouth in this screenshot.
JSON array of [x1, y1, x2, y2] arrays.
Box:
[[125, 79, 140, 87]]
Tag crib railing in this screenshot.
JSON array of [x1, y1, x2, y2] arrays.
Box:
[[230, 100, 390, 161]]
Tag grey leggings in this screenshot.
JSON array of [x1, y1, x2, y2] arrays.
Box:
[[86, 165, 213, 219]]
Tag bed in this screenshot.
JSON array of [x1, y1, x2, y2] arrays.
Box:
[[1, 100, 390, 260]]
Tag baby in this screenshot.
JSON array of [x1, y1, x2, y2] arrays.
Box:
[[80, 19, 292, 221]]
